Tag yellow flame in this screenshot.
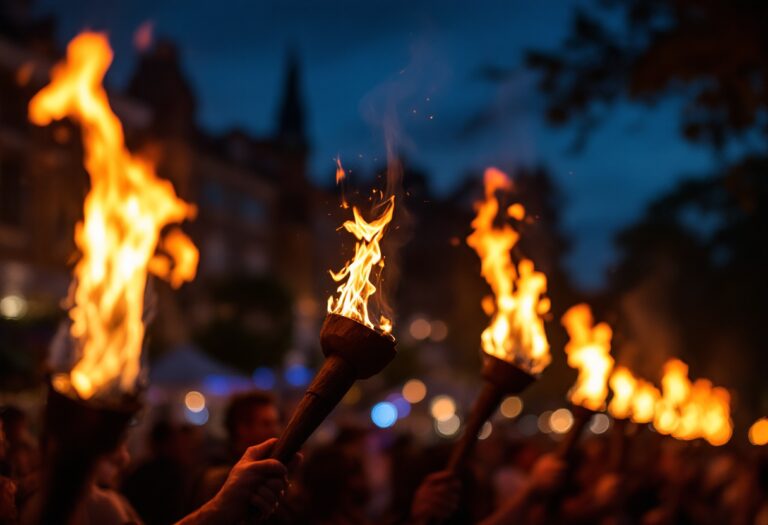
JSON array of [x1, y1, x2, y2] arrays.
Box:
[[561, 304, 614, 411], [608, 366, 637, 420], [335, 156, 346, 185], [651, 359, 732, 445], [631, 380, 660, 424], [29, 32, 198, 400], [327, 196, 395, 333], [466, 168, 550, 374]]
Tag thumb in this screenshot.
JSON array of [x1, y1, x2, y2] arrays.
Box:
[[243, 438, 278, 461]]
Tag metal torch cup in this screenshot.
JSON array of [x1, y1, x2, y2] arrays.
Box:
[[37, 383, 140, 524], [446, 353, 535, 474], [270, 313, 396, 464]]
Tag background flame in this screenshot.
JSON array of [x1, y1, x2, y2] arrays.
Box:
[[561, 303, 614, 411], [630, 380, 660, 424], [327, 196, 395, 333], [608, 366, 636, 419], [29, 32, 198, 401], [467, 168, 550, 374]]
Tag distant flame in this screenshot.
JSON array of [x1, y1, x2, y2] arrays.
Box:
[[467, 168, 550, 374], [30, 32, 198, 401], [749, 418, 768, 446], [631, 380, 660, 424], [134, 20, 154, 52], [327, 196, 395, 334], [561, 304, 614, 411], [652, 358, 732, 445], [608, 366, 636, 420]]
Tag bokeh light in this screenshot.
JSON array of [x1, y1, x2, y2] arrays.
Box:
[[549, 408, 574, 434], [386, 393, 411, 419], [0, 295, 27, 319], [184, 391, 206, 413], [430, 395, 457, 422], [430, 320, 448, 342], [371, 402, 398, 429], [185, 406, 209, 426], [402, 379, 427, 404], [285, 364, 313, 387], [589, 413, 611, 434], [748, 418, 768, 446], [518, 414, 538, 436], [500, 396, 523, 418], [409, 317, 432, 340], [436, 414, 461, 437]]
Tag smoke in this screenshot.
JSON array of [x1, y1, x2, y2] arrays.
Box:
[[355, 35, 451, 330]]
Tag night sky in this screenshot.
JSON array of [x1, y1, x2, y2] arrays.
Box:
[[35, 0, 715, 290]]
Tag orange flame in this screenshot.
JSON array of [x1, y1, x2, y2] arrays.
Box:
[[327, 196, 395, 334], [749, 418, 768, 446], [30, 32, 198, 401], [335, 156, 346, 185], [467, 168, 550, 374], [631, 380, 660, 424], [652, 359, 732, 445], [608, 366, 637, 420], [561, 304, 614, 411]]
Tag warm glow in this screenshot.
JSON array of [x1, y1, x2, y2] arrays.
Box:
[[30, 33, 198, 400], [608, 366, 636, 420], [402, 379, 427, 404], [561, 304, 614, 411], [654, 359, 690, 435], [327, 196, 395, 334], [500, 396, 523, 418], [749, 418, 768, 446], [549, 408, 574, 434], [466, 168, 550, 374], [651, 359, 732, 445], [184, 391, 206, 413], [430, 395, 457, 422], [335, 156, 346, 184], [630, 380, 660, 424]]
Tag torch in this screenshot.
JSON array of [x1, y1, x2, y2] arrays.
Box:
[[446, 168, 552, 474], [270, 196, 398, 464], [29, 32, 198, 523], [556, 304, 615, 461]]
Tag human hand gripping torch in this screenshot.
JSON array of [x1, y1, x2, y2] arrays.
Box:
[[269, 196, 397, 464], [446, 168, 552, 474], [557, 304, 615, 461], [28, 32, 198, 523]]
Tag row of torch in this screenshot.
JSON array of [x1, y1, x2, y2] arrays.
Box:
[[23, 31, 744, 524]]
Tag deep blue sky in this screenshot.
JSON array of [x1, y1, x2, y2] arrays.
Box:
[[35, 0, 715, 290]]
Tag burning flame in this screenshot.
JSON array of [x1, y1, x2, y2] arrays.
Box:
[[608, 366, 637, 420], [652, 359, 732, 445], [561, 304, 614, 411], [335, 156, 346, 185], [749, 418, 768, 446], [631, 380, 660, 424], [30, 32, 198, 401], [654, 359, 690, 435], [327, 196, 395, 333], [467, 168, 550, 374]]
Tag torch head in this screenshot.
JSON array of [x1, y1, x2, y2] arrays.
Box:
[[320, 313, 396, 379], [481, 353, 536, 394], [43, 382, 140, 457]]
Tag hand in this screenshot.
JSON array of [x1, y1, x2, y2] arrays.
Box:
[[212, 438, 289, 520], [528, 453, 567, 494], [410, 471, 461, 523]]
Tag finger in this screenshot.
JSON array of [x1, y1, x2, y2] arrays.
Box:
[[244, 438, 278, 461], [244, 459, 288, 479]]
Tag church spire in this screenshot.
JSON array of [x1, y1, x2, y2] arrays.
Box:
[[275, 49, 307, 149]]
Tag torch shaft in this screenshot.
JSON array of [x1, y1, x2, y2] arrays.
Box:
[[446, 382, 504, 474], [270, 354, 357, 464]]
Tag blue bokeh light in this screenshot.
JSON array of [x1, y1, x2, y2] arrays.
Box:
[[185, 406, 209, 426], [371, 401, 398, 429], [285, 364, 313, 387], [252, 367, 276, 390], [386, 393, 411, 419]]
